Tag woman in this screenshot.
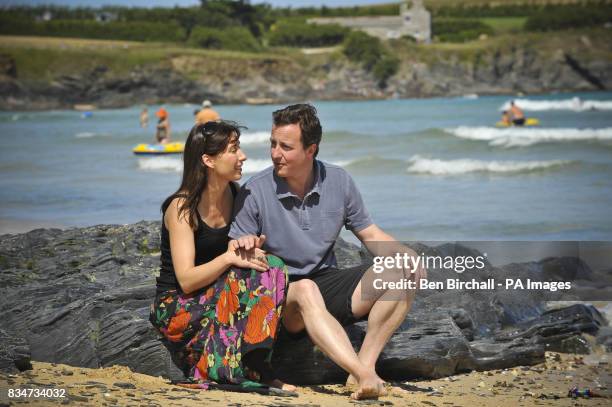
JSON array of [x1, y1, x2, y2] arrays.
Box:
[[149, 121, 293, 392]]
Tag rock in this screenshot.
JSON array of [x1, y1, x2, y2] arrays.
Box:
[[113, 382, 136, 389], [497, 304, 606, 354], [0, 223, 608, 384], [539, 257, 594, 281], [0, 329, 32, 373], [596, 326, 612, 351], [0, 54, 17, 78]]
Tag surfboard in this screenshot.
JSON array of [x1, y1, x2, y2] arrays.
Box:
[[132, 142, 184, 155], [495, 118, 540, 127]]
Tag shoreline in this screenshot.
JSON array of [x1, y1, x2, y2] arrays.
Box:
[[0, 89, 610, 113], [0, 352, 610, 406]]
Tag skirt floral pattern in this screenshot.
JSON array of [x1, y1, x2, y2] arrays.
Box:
[[149, 255, 288, 390]]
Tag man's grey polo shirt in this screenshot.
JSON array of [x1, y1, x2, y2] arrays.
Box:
[[229, 160, 373, 276]]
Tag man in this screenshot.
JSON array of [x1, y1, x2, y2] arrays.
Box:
[[509, 101, 525, 126], [229, 104, 426, 400], [195, 100, 220, 125], [154, 107, 170, 144]]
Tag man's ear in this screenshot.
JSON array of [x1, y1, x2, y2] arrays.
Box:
[[306, 143, 317, 159], [202, 154, 215, 169]]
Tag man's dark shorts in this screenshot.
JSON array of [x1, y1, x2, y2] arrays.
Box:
[[283, 265, 369, 338]]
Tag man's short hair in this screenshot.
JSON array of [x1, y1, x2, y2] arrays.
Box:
[[272, 103, 322, 157]]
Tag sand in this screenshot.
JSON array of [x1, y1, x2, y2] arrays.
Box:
[[0, 351, 610, 406]]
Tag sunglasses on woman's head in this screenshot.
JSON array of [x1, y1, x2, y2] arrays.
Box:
[[197, 121, 220, 137]]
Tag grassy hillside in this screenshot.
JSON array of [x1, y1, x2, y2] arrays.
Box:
[[0, 36, 292, 81], [2, 26, 610, 83]]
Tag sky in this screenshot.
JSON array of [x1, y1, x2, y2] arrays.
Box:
[[2, 0, 396, 8]]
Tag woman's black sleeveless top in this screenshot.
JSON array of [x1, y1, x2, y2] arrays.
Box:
[[156, 183, 237, 294]]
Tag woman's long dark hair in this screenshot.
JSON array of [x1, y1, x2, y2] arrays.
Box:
[[162, 120, 244, 231]]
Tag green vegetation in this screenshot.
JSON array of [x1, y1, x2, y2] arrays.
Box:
[[189, 26, 260, 52], [0, 1, 266, 50], [478, 17, 527, 34], [1, 0, 610, 83], [268, 21, 348, 47], [343, 31, 399, 87], [0, 36, 281, 81], [273, 3, 399, 18], [432, 0, 611, 18], [2, 0, 611, 48], [0, 16, 186, 42], [432, 18, 494, 42], [525, 4, 612, 31]]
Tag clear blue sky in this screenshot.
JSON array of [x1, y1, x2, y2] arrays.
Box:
[[3, 0, 395, 8]]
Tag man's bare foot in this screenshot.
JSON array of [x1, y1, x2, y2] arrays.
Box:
[[349, 372, 385, 400], [346, 373, 387, 397], [265, 378, 297, 392], [346, 374, 357, 388]]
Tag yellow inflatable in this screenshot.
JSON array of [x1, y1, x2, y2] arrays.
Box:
[[495, 118, 540, 128], [132, 142, 184, 155]]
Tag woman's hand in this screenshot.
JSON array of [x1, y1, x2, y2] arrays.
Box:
[[224, 240, 269, 272]]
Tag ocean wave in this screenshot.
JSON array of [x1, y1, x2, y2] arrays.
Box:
[[500, 97, 612, 112], [338, 156, 406, 169], [74, 135, 103, 138], [137, 157, 182, 172], [243, 159, 271, 174], [240, 131, 270, 145], [445, 126, 612, 147], [245, 159, 350, 173], [406, 155, 574, 175], [136, 157, 272, 174]]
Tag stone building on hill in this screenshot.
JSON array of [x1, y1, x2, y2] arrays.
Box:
[[308, 0, 431, 43]]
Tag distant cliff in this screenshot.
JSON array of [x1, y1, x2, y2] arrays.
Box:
[[0, 30, 610, 110]]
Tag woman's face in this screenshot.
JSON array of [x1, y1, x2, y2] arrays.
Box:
[[210, 134, 247, 181]]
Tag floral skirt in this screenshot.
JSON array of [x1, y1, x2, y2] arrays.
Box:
[[150, 255, 288, 391]]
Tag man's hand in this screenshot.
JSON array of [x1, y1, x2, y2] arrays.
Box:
[[234, 234, 266, 251], [409, 256, 427, 287], [356, 224, 427, 286]]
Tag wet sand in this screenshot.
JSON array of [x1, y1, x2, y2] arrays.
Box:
[[1, 352, 610, 406]]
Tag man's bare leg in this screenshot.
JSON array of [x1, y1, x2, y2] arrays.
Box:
[[282, 279, 383, 399], [346, 266, 415, 391]]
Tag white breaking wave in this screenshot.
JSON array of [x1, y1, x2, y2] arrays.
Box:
[[136, 157, 271, 174], [75, 132, 107, 139], [245, 159, 351, 173], [243, 159, 270, 174], [500, 97, 612, 112], [138, 157, 182, 172], [332, 159, 355, 167], [407, 155, 573, 175], [446, 126, 612, 147], [240, 131, 270, 145]]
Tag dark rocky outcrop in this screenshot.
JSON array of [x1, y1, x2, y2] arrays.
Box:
[[0, 329, 32, 374], [0, 222, 608, 384]]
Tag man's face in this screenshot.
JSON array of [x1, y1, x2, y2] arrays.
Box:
[[270, 123, 315, 179]]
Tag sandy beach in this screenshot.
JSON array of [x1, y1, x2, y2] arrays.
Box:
[[1, 351, 610, 406]]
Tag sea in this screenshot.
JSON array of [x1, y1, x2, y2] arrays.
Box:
[[1, 91, 611, 241]]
